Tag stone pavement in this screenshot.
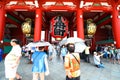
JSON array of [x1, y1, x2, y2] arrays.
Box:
[[0, 55, 120, 80]]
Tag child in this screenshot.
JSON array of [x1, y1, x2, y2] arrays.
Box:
[[31, 46, 49, 80]]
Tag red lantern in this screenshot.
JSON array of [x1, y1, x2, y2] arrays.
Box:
[[50, 16, 68, 40]]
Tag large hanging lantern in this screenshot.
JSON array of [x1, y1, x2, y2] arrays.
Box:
[[22, 18, 32, 37], [50, 16, 68, 41], [87, 19, 97, 38]]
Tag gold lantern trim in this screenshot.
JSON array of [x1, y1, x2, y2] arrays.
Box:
[[22, 18, 32, 37], [87, 19, 93, 24], [25, 18, 32, 23], [55, 38, 62, 41], [87, 19, 97, 38]]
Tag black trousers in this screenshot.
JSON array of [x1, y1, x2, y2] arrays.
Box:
[[66, 76, 80, 80], [63, 56, 65, 62], [85, 54, 90, 63]]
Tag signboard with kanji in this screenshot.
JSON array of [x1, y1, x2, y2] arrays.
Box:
[[50, 16, 68, 39]]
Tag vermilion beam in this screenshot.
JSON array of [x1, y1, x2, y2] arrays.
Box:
[[83, 6, 112, 12], [42, 5, 77, 11], [5, 5, 36, 11], [96, 15, 111, 25], [6, 18, 21, 27], [97, 18, 111, 28], [94, 13, 110, 23]]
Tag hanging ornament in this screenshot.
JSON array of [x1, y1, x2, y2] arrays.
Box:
[[87, 19, 97, 38], [50, 15, 68, 40], [21, 18, 32, 37]]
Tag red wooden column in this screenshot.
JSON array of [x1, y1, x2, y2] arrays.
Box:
[[0, 5, 5, 41], [34, 8, 42, 42], [112, 5, 120, 48], [76, 8, 84, 39], [45, 29, 49, 41]]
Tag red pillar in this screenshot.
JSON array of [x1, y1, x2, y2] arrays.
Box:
[[0, 6, 5, 41], [76, 9, 84, 39], [45, 29, 49, 41], [34, 8, 42, 42], [112, 5, 120, 48]]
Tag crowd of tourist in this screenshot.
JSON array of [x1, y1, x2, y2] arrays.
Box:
[[96, 44, 120, 64], [2, 38, 120, 80]]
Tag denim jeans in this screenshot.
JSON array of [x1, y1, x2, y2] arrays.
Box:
[[98, 63, 104, 68]]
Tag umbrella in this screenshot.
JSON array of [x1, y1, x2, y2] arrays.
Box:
[[35, 41, 57, 57], [59, 37, 86, 53], [34, 41, 51, 47], [26, 41, 51, 48], [75, 42, 86, 53], [59, 37, 85, 46], [26, 42, 36, 48]]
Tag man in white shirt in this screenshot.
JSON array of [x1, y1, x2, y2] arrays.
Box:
[[4, 39, 22, 80]]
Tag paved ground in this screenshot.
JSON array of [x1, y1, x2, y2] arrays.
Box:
[[0, 55, 120, 80]]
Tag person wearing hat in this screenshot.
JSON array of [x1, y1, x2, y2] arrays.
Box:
[[4, 39, 22, 80]]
